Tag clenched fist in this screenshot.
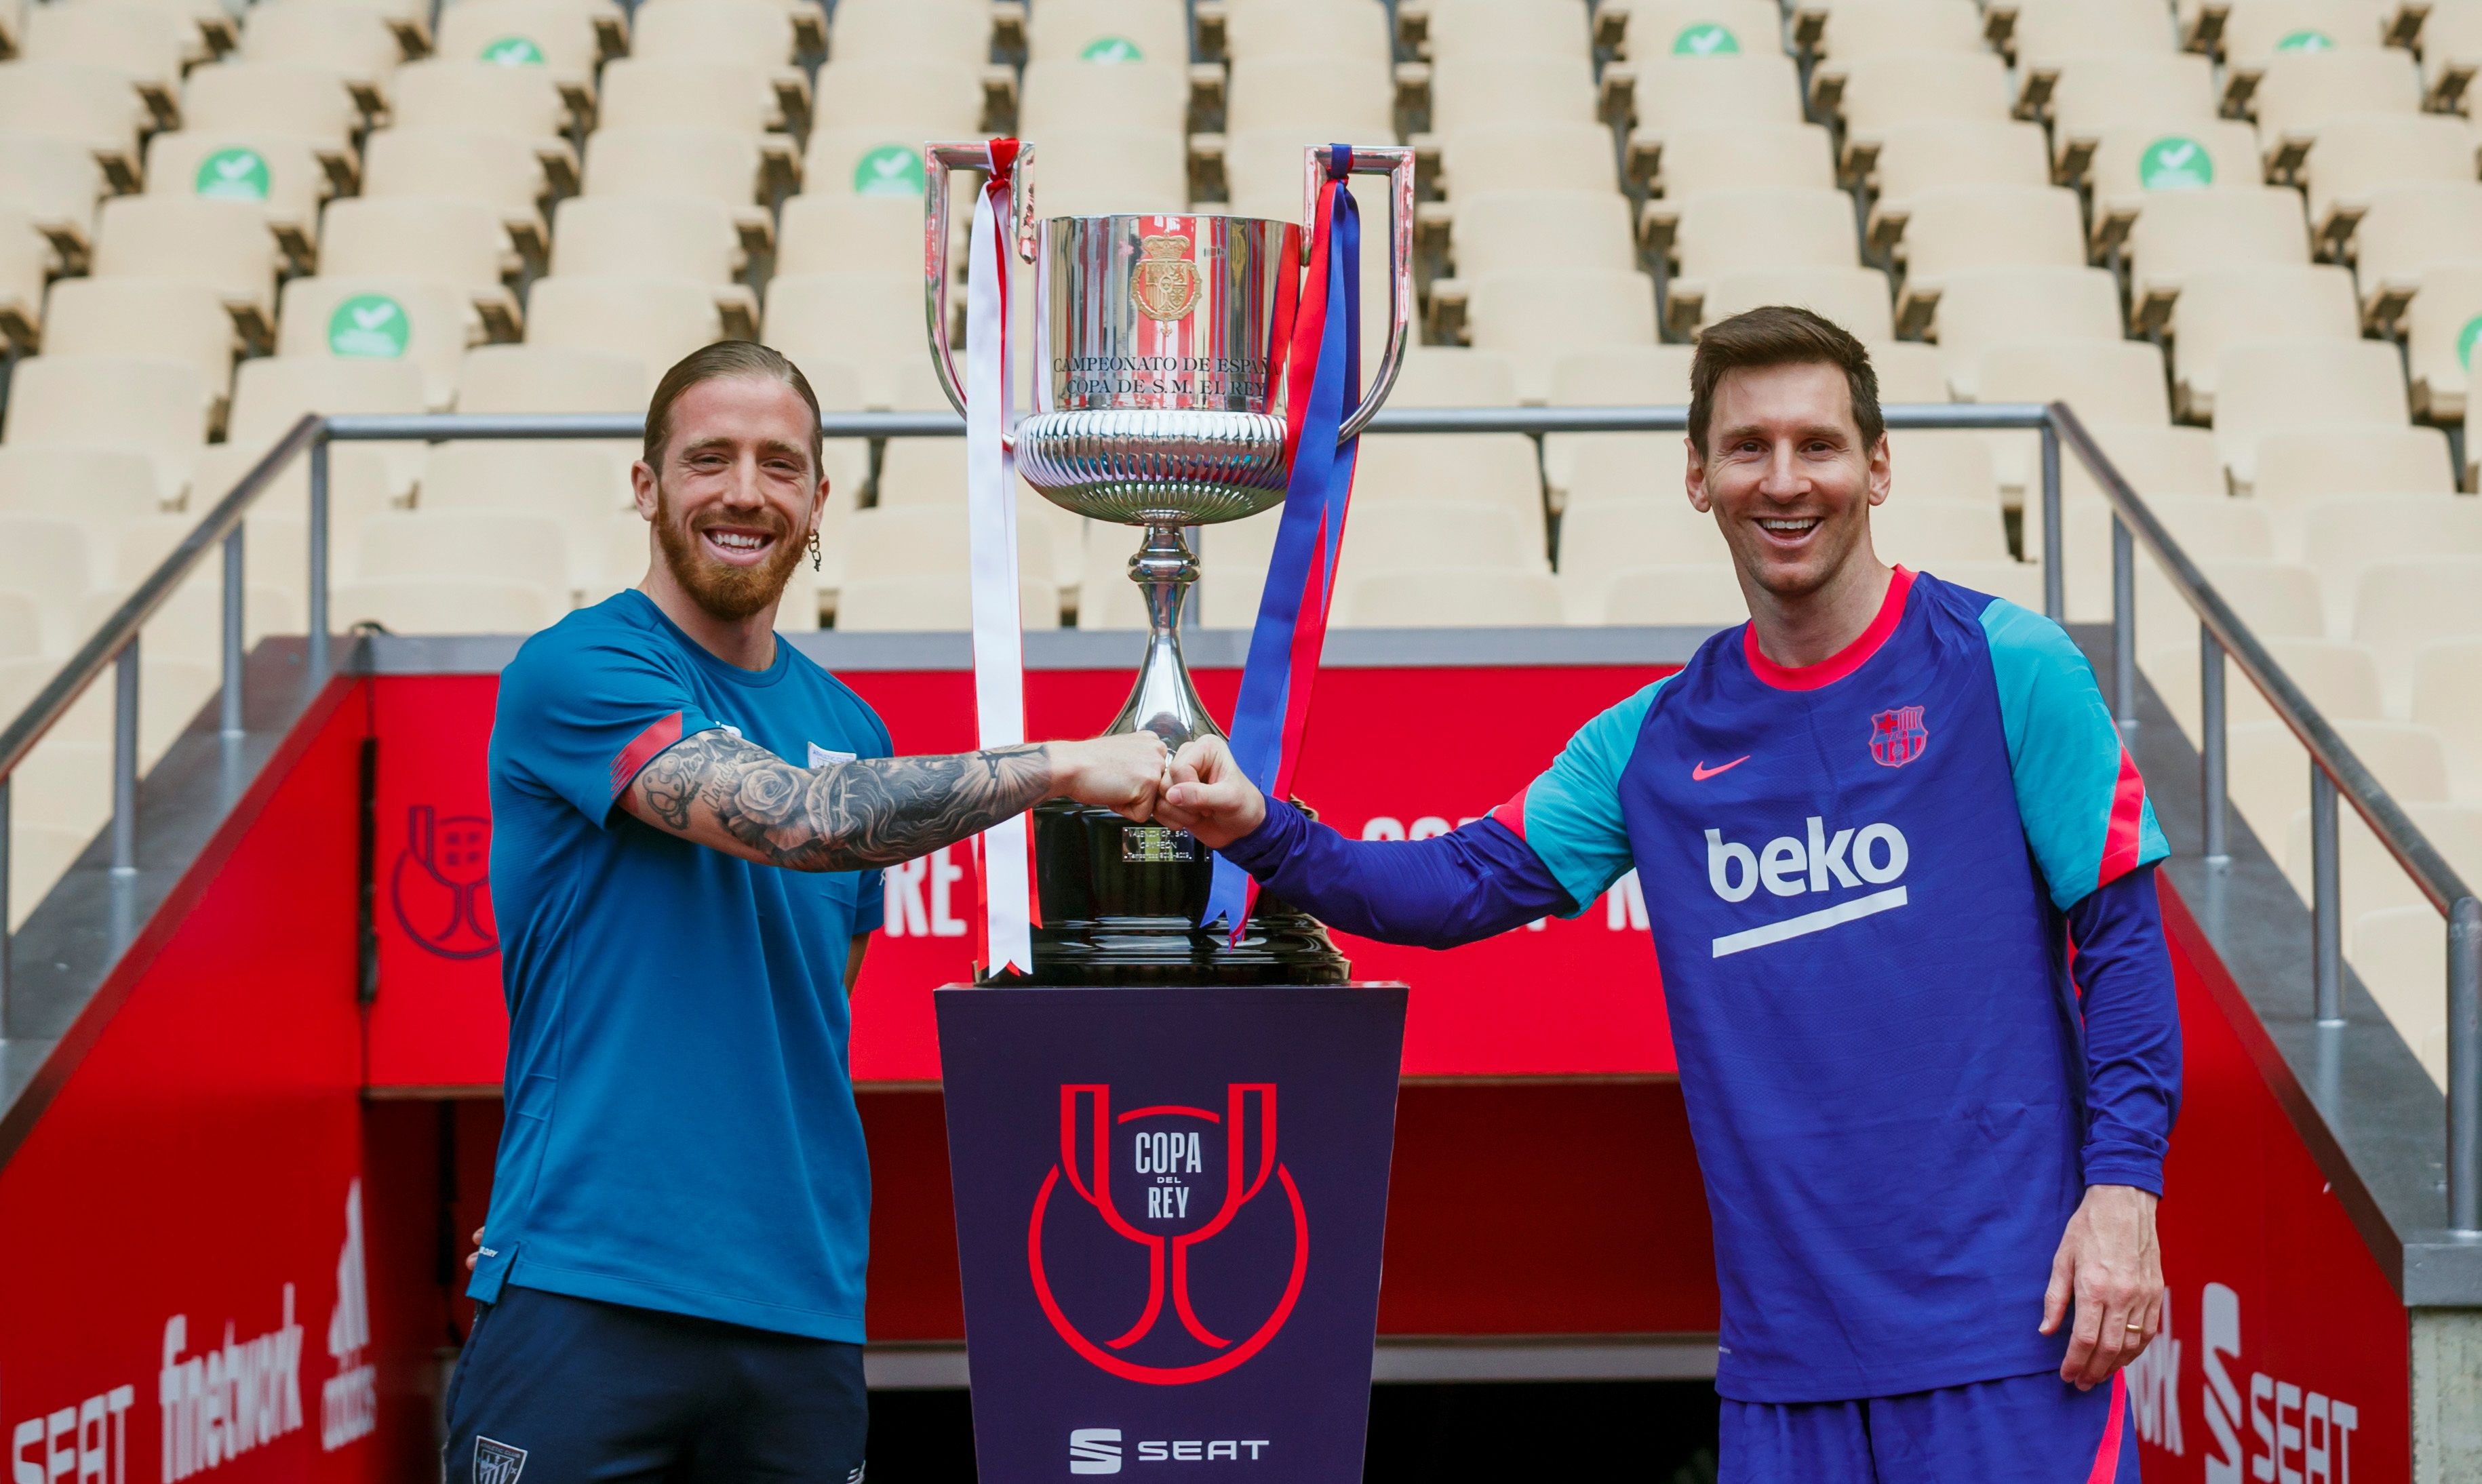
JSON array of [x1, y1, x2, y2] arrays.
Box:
[[1046, 731, 1171, 822], [1154, 736, 1268, 848]]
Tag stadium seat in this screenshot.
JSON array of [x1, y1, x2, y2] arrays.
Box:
[[1465, 270, 1659, 403], [0, 60, 147, 180], [764, 270, 928, 408], [1557, 501, 1731, 589], [2211, 0, 2391, 61], [180, 60, 361, 149], [1343, 569, 1566, 627], [632, 0, 799, 68], [460, 344, 644, 412], [2249, 426, 2458, 506], [0, 133, 104, 269], [1977, 342, 2173, 496], [2045, 54, 2222, 176], [1697, 267, 1893, 341], [1425, 56, 1599, 135], [2055, 425, 2228, 514], [3, 355, 207, 504], [1885, 433, 2003, 506], [2247, 49, 2422, 164], [1805, 0, 1985, 64], [2145, 633, 2378, 736], [1541, 345, 1696, 500], [1865, 121, 2053, 253], [321, 196, 519, 308], [1830, 53, 2013, 157], [585, 127, 774, 215], [2228, 718, 2447, 843], [1334, 502, 1549, 582], [1866, 341, 1948, 404], [1644, 123, 1836, 207], [144, 130, 330, 254], [1593, 563, 1751, 625], [1411, 0, 1592, 61], [2403, 264, 2482, 421], [1354, 436, 1548, 535], [2134, 560, 2328, 657], [1223, 127, 1388, 213], [1892, 186, 2087, 336], [1020, 58, 1190, 138], [226, 353, 428, 492], [0, 515, 106, 620], [1027, 128, 1189, 216], [549, 196, 749, 313], [808, 59, 987, 139], [353, 507, 571, 600], [526, 275, 724, 389], [417, 442, 627, 574], [2167, 266, 2363, 420], [837, 573, 1062, 632], [41, 277, 236, 415], [389, 58, 570, 137], [2298, 496, 2482, 630], [2351, 557, 2482, 704], [2083, 121, 2271, 252], [2414, 637, 2482, 793], [2416, 1, 2482, 110], [2352, 904, 2456, 1084], [1026, 0, 1190, 64], [0, 447, 163, 527], [239, 1, 407, 91], [433, 0, 611, 94], [599, 58, 797, 138], [1662, 188, 1856, 333], [21, 1, 188, 120], [1872, 498, 2015, 565], [334, 577, 562, 634], [827, 0, 989, 69], [2354, 185, 2482, 327], [1224, 55, 1395, 138], [1597, 0, 1779, 61], [2289, 800, 2482, 921], [2001, 0, 2180, 74], [1929, 266, 2122, 401], [1613, 54, 1806, 180], [276, 275, 479, 411], [2125, 188, 2313, 326], [1219, 0, 1393, 61], [361, 127, 566, 254], [92, 195, 281, 336], [1444, 190, 1634, 281], [2296, 113, 2477, 252], [2213, 338, 2411, 487]]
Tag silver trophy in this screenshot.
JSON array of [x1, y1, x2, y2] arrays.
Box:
[[923, 141, 1414, 984]]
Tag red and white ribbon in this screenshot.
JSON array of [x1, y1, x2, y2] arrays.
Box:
[[965, 145, 1033, 978]]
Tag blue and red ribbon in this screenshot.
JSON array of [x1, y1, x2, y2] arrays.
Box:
[[1202, 145, 1363, 938]]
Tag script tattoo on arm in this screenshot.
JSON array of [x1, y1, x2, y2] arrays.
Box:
[[626, 727, 1053, 871]]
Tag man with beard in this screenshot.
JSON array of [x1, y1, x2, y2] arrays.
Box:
[[444, 342, 1168, 1481]]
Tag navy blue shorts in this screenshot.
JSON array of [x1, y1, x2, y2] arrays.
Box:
[[441, 1285, 869, 1484], [1720, 1368, 2140, 1484]]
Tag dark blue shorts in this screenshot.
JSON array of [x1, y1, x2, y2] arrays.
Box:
[[1720, 1368, 2140, 1484], [441, 1285, 869, 1484]]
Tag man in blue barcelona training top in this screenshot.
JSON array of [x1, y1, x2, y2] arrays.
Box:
[[1158, 306, 2180, 1483], [444, 342, 1170, 1482]]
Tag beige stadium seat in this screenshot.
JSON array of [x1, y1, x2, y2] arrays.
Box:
[[2125, 188, 2312, 325], [1385, 346, 1520, 407], [828, 0, 989, 68], [1445, 190, 1634, 281], [0, 591, 42, 658], [21, 1, 187, 119], [1978, 342, 2173, 497], [0, 513, 106, 608], [774, 193, 918, 278], [1592, 563, 1748, 625], [2414, 636, 2482, 794], [180, 60, 361, 149], [0, 203, 47, 347], [598, 58, 795, 138], [434, 0, 610, 93], [2145, 633, 2377, 736], [1335, 502, 1549, 579], [526, 275, 724, 388], [143, 131, 330, 255], [460, 344, 644, 411], [1870, 341, 1948, 403], [2247, 50, 2422, 163], [353, 508, 570, 597], [1557, 500, 1731, 588], [764, 269, 924, 407], [2352, 905, 2455, 1084], [0, 60, 146, 176], [2355, 185, 2482, 326], [321, 196, 519, 309], [1866, 121, 2053, 252], [2298, 113, 2479, 251], [584, 127, 771, 214], [92, 195, 281, 333], [3, 355, 206, 505], [808, 59, 986, 138], [1892, 186, 2087, 336], [1830, 52, 2013, 155], [2057, 424, 2226, 512], [2002, 0, 2179, 73], [1543, 345, 1695, 500], [2249, 426, 2457, 508], [2228, 718, 2447, 843], [42, 277, 237, 412], [2211, 0, 2391, 61], [1662, 187, 1855, 332], [549, 196, 751, 330], [1413, 0, 1592, 61], [2405, 265, 2482, 420], [1028, 127, 1189, 216], [334, 577, 562, 633], [2133, 559, 2327, 650], [1560, 433, 1692, 509], [226, 352, 427, 491], [1645, 123, 1835, 206], [239, 1, 406, 89], [417, 443, 625, 569], [2352, 557, 2482, 704], [2288, 803, 2482, 921], [276, 275, 478, 410], [1805, 0, 1985, 64], [1599, 0, 1781, 61], [2070, 496, 2282, 622], [2167, 266, 2361, 420], [2419, 2, 2482, 109], [1026, 0, 1189, 64], [1019, 58, 1189, 138], [2213, 338, 2409, 487], [1220, 0, 1394, 61], [808, 131, 948, 203], [1929, 266, 2121, 401], [1614, 54, 1806, 179], [1697, 267, 1893, 341], [1465, 270, 1659, 403], [1873, 498, 2015, 565], [1224, 55, 1394, 138], [1223, 127, 1381, 213], [2298, 496, 2482, 626], [0, 447, 164, 526], [1354, 437, 1548, 537], [389, 58, 568, 137], [1885, 432, 2002, 504], [1425, 56, 1600, 135], [2084, 121, 2272, 252], [632, 0, 798, 68], [0, 133, 104, 267], [836, 573, 1062, 631], [1343, 569, 1565, 626], [361, 127, 564, 254], [2045, 55, 2222, 174]]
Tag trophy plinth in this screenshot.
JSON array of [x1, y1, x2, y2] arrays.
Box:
[[924, 144, 1413, 987]]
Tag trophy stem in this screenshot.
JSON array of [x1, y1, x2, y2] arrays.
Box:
[[1104, 523, 1222, 749]]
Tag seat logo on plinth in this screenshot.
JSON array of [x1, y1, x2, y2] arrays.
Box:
[[1029, 1083, 1307, 1385]]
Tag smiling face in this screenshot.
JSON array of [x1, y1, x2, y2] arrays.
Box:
[[1685, 360, 1891, 603], [633, 374, 829, 623]]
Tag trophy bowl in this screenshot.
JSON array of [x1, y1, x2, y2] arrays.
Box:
[[926, 142, 1413, 985]]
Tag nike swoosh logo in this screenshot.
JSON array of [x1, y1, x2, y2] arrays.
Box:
[[1692, 756, 1751, 782]]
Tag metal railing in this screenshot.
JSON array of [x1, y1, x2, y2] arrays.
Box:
[[0, 399, 2475, 1231]]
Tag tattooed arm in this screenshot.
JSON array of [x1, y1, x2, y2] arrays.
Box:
[[620, 727, 1170, 871]]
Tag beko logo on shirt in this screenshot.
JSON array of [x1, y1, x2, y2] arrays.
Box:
[[1703, 818, 1910, 958]]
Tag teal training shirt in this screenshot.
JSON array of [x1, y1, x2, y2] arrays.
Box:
[[471, 589, 889, 1341]]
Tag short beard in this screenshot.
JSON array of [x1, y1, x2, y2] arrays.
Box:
[[652, 482, 805, 623]]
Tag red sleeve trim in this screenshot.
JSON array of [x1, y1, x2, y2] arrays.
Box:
[[1489, 786, 1528, 839], [608, 710, 686, 803], [1742, 566, 1914, 691], [2097, 745, 2146, 886]]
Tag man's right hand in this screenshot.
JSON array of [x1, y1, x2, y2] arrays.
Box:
[[1046, 732, 1171, 822], [1157, 736, 1267, 848]]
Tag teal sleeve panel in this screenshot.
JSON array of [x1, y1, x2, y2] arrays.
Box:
[[1979, 599, 2170, 910], [1489, 677, 1667, 916]]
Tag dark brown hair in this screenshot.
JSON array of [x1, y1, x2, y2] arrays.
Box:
[[1688, 305, 1884, 456], [643, 340, 824, 473]]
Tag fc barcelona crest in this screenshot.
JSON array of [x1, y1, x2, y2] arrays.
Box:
[[1132, 235, 1200, 321], [1868, 706, 1929, 768]]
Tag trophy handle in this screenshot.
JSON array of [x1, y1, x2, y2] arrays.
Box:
[[923, 140, 1038, 419], [1299, 144, 1415, 444]]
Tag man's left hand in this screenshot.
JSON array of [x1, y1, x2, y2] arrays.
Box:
[[2041, 1184, 2163, 1390]]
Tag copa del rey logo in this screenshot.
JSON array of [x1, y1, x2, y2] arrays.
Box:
[[1030, 1083, 1307, 1385]]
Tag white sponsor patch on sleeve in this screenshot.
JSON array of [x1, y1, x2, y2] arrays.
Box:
[[810, 742, 856, 767]]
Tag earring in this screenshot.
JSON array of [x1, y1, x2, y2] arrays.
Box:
[[807, 527, 823, 571]]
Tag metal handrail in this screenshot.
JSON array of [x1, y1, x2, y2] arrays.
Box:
[[0, 398, 2474, 1234]]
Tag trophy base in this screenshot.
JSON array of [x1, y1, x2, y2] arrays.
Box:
[[1015, 799, 1351, 987]]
